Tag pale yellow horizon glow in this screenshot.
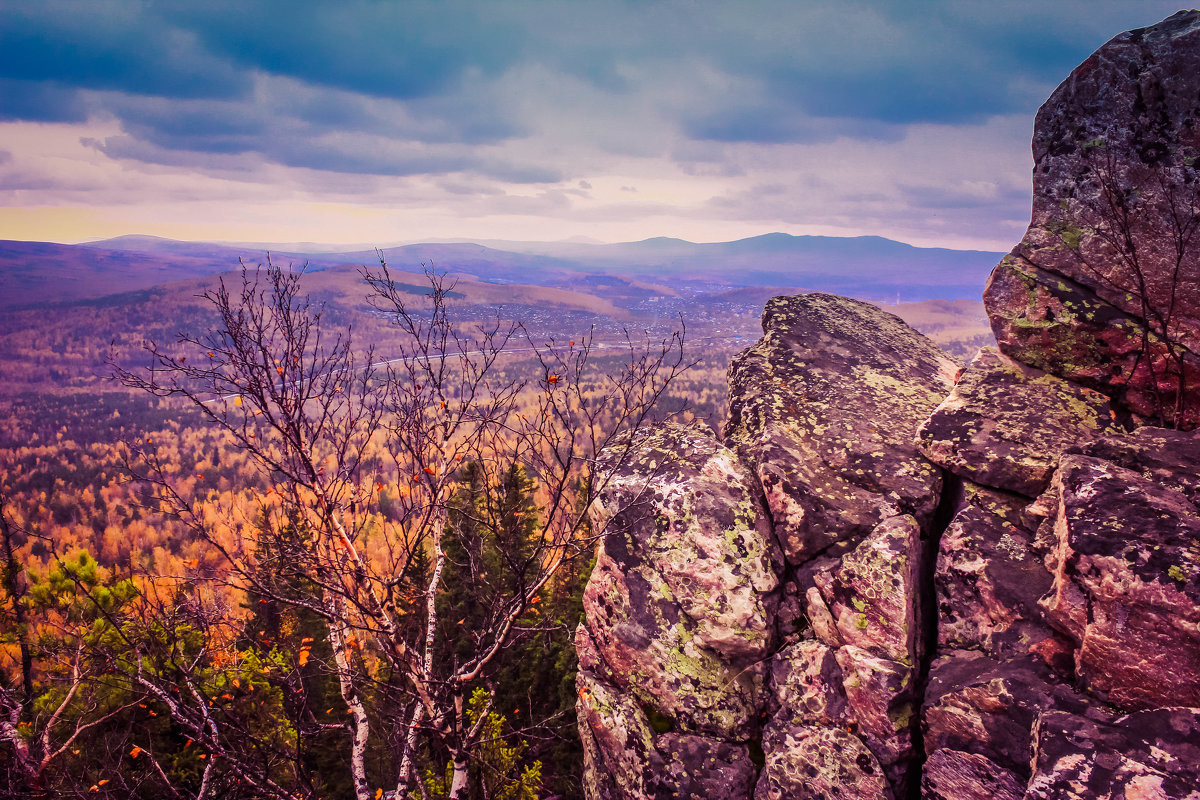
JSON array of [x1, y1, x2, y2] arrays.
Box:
[[0, 118, 1030, 253]]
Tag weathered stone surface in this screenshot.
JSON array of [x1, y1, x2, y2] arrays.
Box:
[[790, 516, 924, 794], [649, 733, 757, 800], [1026, 708, 1200, 800], [935, 486, 1060, 661], [1041, 452, 1200, 710], [918, 347, 1124, 496], [1072, 425, 1200, 504], [577, 662, 656, 800], [835, 646, 917, 788], [813, 514, 922, 666], [766, 640, 847, 727], [754, 724, 890, 800], [766, 620, 918, 793], [983, 11, 1200, 428], [804, 586, 842, 648], [725, 293, 955, 563], [923, 651, 1093, 780], [582, 422, 780, 736], [921, 749, 1024, 800]]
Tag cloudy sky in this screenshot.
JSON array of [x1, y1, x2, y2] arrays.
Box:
[[0, 1, 1188, 250]]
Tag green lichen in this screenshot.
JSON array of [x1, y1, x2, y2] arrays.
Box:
[[889, 703, 914, 732], [1045, 219, 1085, 250], [1167, 564, 1187, 583]]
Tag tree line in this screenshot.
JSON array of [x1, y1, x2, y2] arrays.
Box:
[[2, 260, 690, 799]]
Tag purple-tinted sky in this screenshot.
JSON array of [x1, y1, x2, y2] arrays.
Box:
[[0, 1, 1188, 249]]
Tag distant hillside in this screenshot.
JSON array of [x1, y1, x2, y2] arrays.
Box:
[[1, 232, 1004, 312], [878, 298, 994, 359], [0, 240, 240, 309], [429, 233, 1004, 300]]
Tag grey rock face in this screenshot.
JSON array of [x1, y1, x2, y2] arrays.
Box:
[[983, 10, 1200, 429], [576, 422, 780, 798], [725, 293, 956, 563], [918, 347, 1125, 497]]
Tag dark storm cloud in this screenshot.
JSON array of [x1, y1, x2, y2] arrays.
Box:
[[163, 1, 526, 100], [0, 2, 246, 99], [0, 0, 1189, 177]]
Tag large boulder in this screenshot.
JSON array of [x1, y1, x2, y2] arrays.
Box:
[[1025, 708, 1200, 800], [918, 347, 1126, 497], [576, 422, 780, 797], [983, 10, 1200, 429], [725, 293, 956, 563], [1040, 442, 1200, 710]]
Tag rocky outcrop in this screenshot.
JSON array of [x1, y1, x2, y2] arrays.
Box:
[[1039, 445, 1200, 710], [576, 423, 780, 799], [725, 293, 956, 563], [983, 11, 1200, 429], [579, 295, 954, 800], [578, 12, 1200, 800], [726, 296, 953, 800], [918, 348, 1125, 496]]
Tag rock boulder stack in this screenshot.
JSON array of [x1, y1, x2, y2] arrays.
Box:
[[577, 11, 1200, 800]]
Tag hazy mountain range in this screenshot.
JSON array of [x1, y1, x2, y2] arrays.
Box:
[[0, 233, 1004, 311]]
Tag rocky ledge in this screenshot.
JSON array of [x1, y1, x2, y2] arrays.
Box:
[[577, 10, 1200, 800]]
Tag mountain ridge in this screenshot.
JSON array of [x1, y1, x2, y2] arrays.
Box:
[[2, 233, 1004, 311]]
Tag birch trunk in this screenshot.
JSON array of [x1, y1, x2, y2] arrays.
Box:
[[448, 752, 471, 800]]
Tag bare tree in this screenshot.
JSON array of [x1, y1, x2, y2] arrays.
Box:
[[116, 258, 688, 799], [1040, 135, 1200, 428]]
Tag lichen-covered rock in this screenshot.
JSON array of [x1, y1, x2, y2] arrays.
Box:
[[921, 749, 1024, 800], [766, 640, 848, 726], [834, 646, 917, 788], [577, 422, 782, 799], [648, 733, 757, 800], [582, 422, 780, 736], [725, 293, 956, 562], [923, 651, 1093, 781], [764, 641, 914, 795], [576, 662, 656, 800], [812, 514, 923, 666], [1041, 452, 1200, 710], [1072, 426, 1200, 505], [1026, 708, 1200, 800], [935, 485, 1061, 662], [917, 347, 1125, 496], [754, 724, 890, 800], [762, 517, 924, 794], [983, 256, 1197, 425], [982, 11, 1200, 428]]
